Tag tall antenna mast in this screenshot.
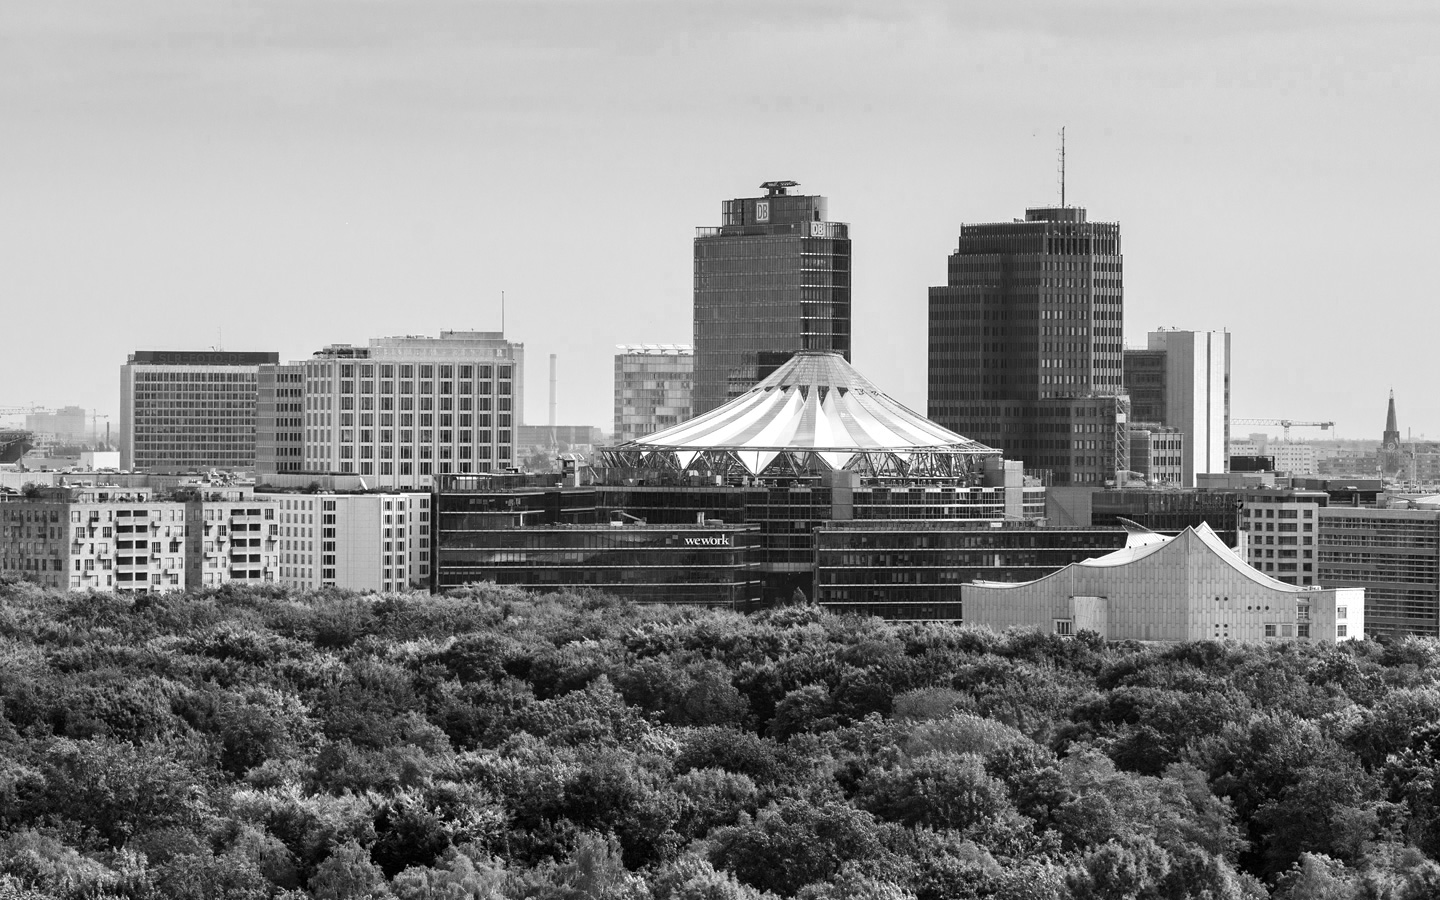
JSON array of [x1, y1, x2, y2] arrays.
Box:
[[1057, 126, 1067, 208]]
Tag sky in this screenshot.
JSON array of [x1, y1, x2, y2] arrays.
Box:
[[4, 0, 1439, 441]]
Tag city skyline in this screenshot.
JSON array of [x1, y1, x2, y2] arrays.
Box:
[[4, 2, 1438, 439]]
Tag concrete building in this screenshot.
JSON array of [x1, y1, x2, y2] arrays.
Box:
[[1125, 330, 1231, 486], [1317, 505, 1440, 639], [614, 344, 693, 443], [257, 490, 430, 592], [1127, 423, 1185, 485], [1229, 434, 1317, 477], [927, 206, 1128, 486], [1239, 487, 1327, 586], [25, 406, 90, 444], [0, 485, 278, 592], [693, 181, 851, 415], [964, 524, 1361, 642], [256, 364, 305, 478], [283, 332, 523, 490], [120, 351, 279, 472]]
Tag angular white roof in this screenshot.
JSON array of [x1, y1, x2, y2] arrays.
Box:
[[628, 351, 994, 460], [974, 523, 1313, 592]]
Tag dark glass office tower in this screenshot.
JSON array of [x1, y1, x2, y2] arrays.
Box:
[[693, 181, 851, 416], [928, 206, 1126, 486]]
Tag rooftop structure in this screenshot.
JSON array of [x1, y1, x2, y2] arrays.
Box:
[[964, 523, 1362, 642], [602, 351, 996, 480]]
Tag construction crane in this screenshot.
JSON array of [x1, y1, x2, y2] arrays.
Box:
[[1232, 418, 1335, 441]]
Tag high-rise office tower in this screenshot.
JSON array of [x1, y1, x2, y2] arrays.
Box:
[[1138, 329, 1230, 486], [692, 180, 851, 416], [614, 344, 693, 442], [928, 206, 1126, 485], [120, 350, 279, 472]]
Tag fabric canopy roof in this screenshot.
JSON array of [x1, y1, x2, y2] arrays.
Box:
[[626, 351, 994, 456]]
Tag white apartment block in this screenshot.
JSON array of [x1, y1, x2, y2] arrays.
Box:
[[260, 491, 430, 593], [293, 332, 523, 490], [1, 486, 278, 592]]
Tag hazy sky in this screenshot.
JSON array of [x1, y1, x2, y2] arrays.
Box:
[[4, 1, 1438, 440]]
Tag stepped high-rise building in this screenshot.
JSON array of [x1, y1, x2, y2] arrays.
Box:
[[692, 180, 851, 416], [928, 206, 1126, 486]]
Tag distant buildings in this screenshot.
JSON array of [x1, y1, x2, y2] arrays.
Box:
[[120, 351, 279, 472], [693, 181, 851, 416], [1127, 424, 1185, 485], [438, 351, 1034, 605], [24, 406, 89, 444], [927, 206, 1127, 486], [254, 332, 523, 489], [614, 344, 693, 443], [1122, 330, 1230, 486]]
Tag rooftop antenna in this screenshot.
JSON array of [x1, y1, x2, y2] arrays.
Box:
[[1057, 126, 1067, 208]]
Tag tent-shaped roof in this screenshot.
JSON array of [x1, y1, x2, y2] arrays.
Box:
[[973, 523, 1312, 592], [626, 351, 995, 462]]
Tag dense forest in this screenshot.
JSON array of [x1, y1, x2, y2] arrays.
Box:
[[3, 581, 1440, 899]]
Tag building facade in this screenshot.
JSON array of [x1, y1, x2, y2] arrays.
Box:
[[257, 491, 430, 592], [1239, 487, 1327, 586], [1128, 424, 1185, 485], [963, 525, 1361, 643], [24, 406, 90, 444], [120, 350, 279, 472], [0, 485, 278, 592], [814, 522, 1132, 620], [693, 181, 850, 415], [256, 364, 305, 477], [1134, 330, 1231, 486], [286, 332, 523, 490], [1317, 506, 1440, 639], [614, 344, 693, 442], [928, 206, 1127, 486]]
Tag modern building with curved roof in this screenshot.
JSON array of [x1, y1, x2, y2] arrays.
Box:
[[599, 351, 998, 481], [963, 523, 1363, 642]]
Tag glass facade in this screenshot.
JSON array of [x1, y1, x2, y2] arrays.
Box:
[[928, 206, 1125, 485], [121, 351, 280, 472], [815, 522, 1133, 620], [1317, 507, 1440, 639], [433, 523, 761, 607], [693, 184, 851, 415], [614, 345, 693, 442]]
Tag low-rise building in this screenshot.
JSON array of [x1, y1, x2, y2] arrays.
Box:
[[1317, 506, 1440, 639], [964, 524, 1361, 643], [814, 522, 1133, 620], [0, 485, 278, 592], [256, 490, 431, 592]]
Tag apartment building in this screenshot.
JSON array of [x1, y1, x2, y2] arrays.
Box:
[[258, 491, 430, 592]]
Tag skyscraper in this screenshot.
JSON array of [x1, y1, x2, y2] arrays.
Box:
[[928, 206, 1126, 485], [692, 180, 850, 416], [1138, 329, 1231, 486]]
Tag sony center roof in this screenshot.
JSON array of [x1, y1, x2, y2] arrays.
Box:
[[610, 351, 996, 477]]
